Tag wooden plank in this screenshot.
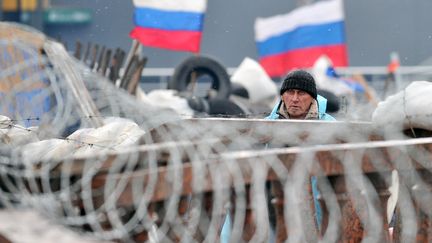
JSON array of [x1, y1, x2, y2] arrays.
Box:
[[84, 136, 432, 242], [90, 137, 432, 204], [4, 122, 431, 242]]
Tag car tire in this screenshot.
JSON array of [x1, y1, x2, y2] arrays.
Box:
[[168, 55, 231, 99]]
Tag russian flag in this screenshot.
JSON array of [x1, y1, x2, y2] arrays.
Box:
[[130, 0, 207, 53], [254, 0, 348, 77]]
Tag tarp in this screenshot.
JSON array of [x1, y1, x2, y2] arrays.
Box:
[[130, 0, 207, 53], [0, 42, 52, 127], [254, 0, 348, 77]]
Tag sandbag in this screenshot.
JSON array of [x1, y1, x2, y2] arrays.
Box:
[[72, 117, 145, 157], [1, 125, 39, 146], [145, 89, 195, 117], [372, 81, 432, 131], [19, 117, 147, 162], [0, 115, 12, 129], [20, 139, 74, 164]]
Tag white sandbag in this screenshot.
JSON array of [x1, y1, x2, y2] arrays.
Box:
[[20, 139, 75, 164], [372, 81, 432, 130], [135, 86, 154, 105], [0, 115, 12, 129], [67, 127, 95, 141], [15, 117, 146, 162], [42, 140, 76, 161], [92, 117, 145, 147], [1, 99, 151, 161], [66, 127, 96, 154], [0, 125, 39, 146], [73, 118, 145, 157], [230, 57, 277, 103], [145, 89, 194, 117]]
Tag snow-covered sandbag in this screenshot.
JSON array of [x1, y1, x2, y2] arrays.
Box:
[[20, 139, 75, 164], [0, 115, 12, 129], [90, 117, 145, 147], [145, 89, 194, 117], [0, 125, 39, 146], [72, 118, 145, 157], [230, 57, 277, 103], [372, 81, 432, 131], [67, 127, 95, 142], [18, 117, 147, 162], [42, 140, 77, 161], [135, 86, 154, 105]]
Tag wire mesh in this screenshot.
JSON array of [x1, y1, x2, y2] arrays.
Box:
[[1, 22, 432, 242]]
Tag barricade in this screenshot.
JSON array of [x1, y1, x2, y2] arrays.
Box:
[[3, 119, 431, 242]]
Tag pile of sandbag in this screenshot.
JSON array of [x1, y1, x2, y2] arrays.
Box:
[[1, 115, 146, 165], [136, 88, 195, 117]]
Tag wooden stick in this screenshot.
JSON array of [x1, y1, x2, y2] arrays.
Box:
[[121, 40, 140, 87]]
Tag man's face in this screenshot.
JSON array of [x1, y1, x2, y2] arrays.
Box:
[[281, 89, 313, 119]]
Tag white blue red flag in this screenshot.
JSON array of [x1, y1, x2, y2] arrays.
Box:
[[130, 0, 207, 53], [254, 0, 348, 77]]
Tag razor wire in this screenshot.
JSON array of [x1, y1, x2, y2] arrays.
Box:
[[1, 22, 432, 243]]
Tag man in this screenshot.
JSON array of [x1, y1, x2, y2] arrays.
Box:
[[266, 69, 335, 121], [266, 70, 335, 237], [221, 70, 335, 242]]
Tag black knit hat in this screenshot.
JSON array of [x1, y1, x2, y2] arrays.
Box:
[[280, 70, 317, 100]]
